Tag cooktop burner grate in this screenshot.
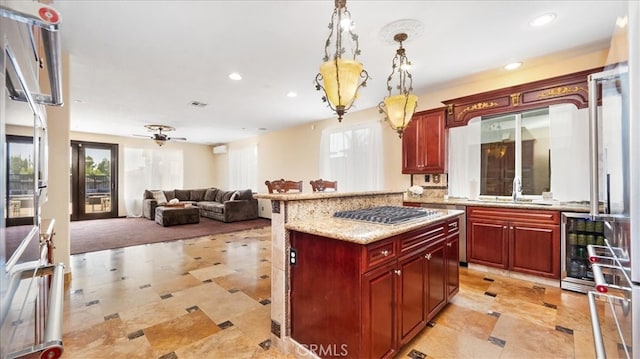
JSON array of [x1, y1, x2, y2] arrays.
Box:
[[333, 206, 441, 225]]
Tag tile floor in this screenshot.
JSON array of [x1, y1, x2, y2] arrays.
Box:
[[62, 226, 600, 358]]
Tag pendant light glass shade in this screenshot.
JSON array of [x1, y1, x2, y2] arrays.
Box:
[[315, 0, 369, 122], [378, 33, 418, 138], [382, 93, 418, 134], [319, 59, 364, 109]]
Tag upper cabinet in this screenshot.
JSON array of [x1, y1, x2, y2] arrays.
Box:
[[402, 108, 446, 174], [441, 67, 602, 128]]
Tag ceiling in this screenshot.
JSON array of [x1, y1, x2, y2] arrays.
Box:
[[8, 1, 630, 145]]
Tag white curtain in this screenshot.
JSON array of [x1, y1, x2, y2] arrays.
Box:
[[549, 104, 590, 202], [319, 121, 383, 192], [123, 147, 183, 217], [228, 144, 258, 191], [447, 118, 481, 198]]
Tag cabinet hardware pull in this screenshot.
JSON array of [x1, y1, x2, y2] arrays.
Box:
[[394, 269, 401, 276], [424, 253, 432, 260], [381, 250, 390, 257], [447, 242, 452, 247], [503, 226, 507, 230]]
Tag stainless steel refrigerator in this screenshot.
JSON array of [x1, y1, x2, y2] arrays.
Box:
[[567, 3, 639, 357]]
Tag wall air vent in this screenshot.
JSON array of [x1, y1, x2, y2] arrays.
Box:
[[190, 101, 207, 108], [213, 145, 227, 154]]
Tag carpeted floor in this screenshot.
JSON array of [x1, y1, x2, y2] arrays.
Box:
[[69, 216, 271, 254]]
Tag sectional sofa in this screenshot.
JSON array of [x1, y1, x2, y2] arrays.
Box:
[[143, 187, 259, 223]]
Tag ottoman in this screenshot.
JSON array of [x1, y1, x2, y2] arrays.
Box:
[[155, 206, 200, 227]]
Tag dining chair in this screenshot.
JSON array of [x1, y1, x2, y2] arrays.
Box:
[[265, 179, 303, 193], [310, 179, 338, 192]]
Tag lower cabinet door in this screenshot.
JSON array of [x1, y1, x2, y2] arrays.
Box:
[[510, 223, 560, 278], [445, 234, 460, 299], [468, 219, 509, 268], [398, 251, 426, 345], [362, 261, 397, 359], [425, 241, 446, 320]]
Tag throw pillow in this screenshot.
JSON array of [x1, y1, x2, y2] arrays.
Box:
[[175, 189, 190, 201], [190, 188, 207, 202], [236, 189, 253, 200], [214, 189, 225, 203], [164, 190, 175, 201], [222, 190, 235, 202], [151, 190, 167, 205], [144, 190, 154, 200], [204, 188, 219, 201], [230, 191, 240, 201]]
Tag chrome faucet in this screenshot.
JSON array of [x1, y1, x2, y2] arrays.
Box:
[[512, 176, 522, 201]]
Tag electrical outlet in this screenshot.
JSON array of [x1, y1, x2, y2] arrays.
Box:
[[290, 248, 297, 266], [433, 174, 441, 183]]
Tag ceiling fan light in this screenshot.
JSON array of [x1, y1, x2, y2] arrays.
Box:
[[155, 139, 166, 146]]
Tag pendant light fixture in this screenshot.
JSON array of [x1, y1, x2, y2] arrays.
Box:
[[315, 0, 370, 122], [378, 33, 418, 138]]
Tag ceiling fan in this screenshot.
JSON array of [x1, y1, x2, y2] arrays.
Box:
[[134, 124, 187, 146]]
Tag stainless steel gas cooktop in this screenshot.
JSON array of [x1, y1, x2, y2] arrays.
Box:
[[333, 206, 441, 225]]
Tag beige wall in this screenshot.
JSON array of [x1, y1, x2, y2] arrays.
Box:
[[217, 48, 610, 200]]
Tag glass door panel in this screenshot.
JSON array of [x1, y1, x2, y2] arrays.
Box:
[[6, 136, 34, 226], [70, 141, 118, 221]]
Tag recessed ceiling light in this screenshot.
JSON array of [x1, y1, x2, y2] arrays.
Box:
[[286, 91, 297, 98], [529, 13, 557, 27], [504, 62, 522, 71], [229, 72, 242, 81]]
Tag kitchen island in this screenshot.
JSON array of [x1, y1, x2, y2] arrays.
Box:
[[253, 190, 463, 358]]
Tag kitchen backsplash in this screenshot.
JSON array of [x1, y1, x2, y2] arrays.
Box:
[[409, 174, 448, 199]]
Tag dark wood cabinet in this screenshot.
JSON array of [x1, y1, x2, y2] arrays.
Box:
[[425, 239, 446, 320], [445, 222, 460, 299], [468, 218, 509, 268], [362, 260, 397, 359], [397, 249, 425, 345], [467, 207, 560, 278], [290, 216, 461, 359], [402, 108, 446, 174]]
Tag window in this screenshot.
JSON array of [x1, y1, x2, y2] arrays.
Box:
[[228, 144, 258, 191], [319, 121, 383, 192], [123, 147, 183, 217], [479, 108, 550, 196], [448, 104, 591, 201]]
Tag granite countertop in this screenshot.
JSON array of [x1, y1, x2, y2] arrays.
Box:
[[404, 196, 592, 212], [285, 209, 464, 245], [254, 190, 405, 201]]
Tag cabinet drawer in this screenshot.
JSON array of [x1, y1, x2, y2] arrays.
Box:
[[364, 239, 396, 270], [447, 218, 460, 235], [400, 223, 446, 253], [467, 206, 559, 225]]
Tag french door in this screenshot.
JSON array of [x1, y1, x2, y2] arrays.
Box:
[[70, 141, 118, 221]]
